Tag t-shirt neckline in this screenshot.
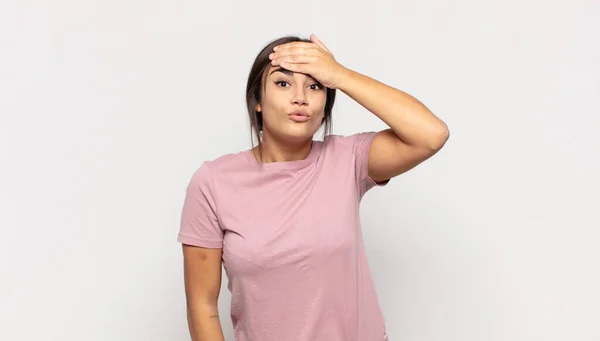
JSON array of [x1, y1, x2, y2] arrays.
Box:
[[243, 140, 323, 172]]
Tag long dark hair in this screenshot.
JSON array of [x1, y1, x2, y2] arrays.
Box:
[[245, 35, 336, 158]]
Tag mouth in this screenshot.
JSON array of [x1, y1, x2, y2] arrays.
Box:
[[288, 111, 310, 122]]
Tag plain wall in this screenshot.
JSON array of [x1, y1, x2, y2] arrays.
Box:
[[1, 0, 599, 340]]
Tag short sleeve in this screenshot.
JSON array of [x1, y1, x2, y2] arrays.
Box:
[[347, 131, 390, 198], [177, 162, 224, 248]]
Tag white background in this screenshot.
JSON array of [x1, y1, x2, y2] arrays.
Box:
[[1, 0, 599, 340]]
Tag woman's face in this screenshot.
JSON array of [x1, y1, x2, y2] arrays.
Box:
[[256, 65, 327, 143]]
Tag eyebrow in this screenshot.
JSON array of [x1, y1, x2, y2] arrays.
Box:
[[268, 67, 320, 84], [269, 67, 293, 77]]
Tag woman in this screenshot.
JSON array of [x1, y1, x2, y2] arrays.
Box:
[[178, 34, 449, 341]]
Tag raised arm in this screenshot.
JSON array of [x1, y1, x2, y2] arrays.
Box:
[[269, 34, 450, 183], [336, 69, 449, 183]]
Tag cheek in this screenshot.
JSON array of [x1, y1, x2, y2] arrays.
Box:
[[259, 97, 282, 118], [310, 91, 327, 107], [262, 92, 287, 111], [313, 95, 327, 118]]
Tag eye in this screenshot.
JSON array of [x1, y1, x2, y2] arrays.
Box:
[[274, 80, 323, 90], [275, 80, 290, 87]]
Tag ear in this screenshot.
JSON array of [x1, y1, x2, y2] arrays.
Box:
[[256, 103, 262, 112]]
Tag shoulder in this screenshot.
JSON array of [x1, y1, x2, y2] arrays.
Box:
[[206, 149, 251, 172], [187, 149, 252, 188], [323, 131, 378, 153]]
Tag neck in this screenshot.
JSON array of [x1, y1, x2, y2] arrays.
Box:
[[253, 132, 313, 163]]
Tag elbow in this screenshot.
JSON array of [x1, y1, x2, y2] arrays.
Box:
[[427, 124, 450, 151]]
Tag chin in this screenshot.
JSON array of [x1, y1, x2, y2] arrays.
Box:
[[279, 125, 320, 142]]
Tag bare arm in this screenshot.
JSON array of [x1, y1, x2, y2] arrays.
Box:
[[182, 244, 225, 341], [268, 36, 449, 183], [336, 68, 450, 183]]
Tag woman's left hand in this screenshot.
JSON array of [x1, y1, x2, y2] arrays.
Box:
[[269, 34, 349, 89]]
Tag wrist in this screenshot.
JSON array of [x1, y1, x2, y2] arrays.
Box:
[[334, 66, 359, 92], [333, 66, 354, 90]]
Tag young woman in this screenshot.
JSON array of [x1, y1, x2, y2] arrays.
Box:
[[178, 34, 449, 341]]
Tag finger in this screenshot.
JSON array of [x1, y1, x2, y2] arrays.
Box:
[[310, 34, 332, 54], [272, 54, 317, 66], [274, 41, 316, 52], [270, 47, 317, 60], [278, 61, 306, 73]]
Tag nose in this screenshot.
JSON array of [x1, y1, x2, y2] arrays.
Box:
[[292, 88, 308, 106]]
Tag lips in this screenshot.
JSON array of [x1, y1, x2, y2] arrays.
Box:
[[288, 111, 310, 122]]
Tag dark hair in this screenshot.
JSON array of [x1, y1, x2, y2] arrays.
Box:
[[245, 35, 336, 158]]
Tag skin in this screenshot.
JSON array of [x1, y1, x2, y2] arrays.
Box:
[[266, 34, 450, 182], [182, 33, 450, 340], [253, 65, 328, 163], [182, 246, 224, 341]]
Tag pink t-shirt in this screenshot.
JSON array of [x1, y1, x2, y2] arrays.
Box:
[[178, 132, 390, 341]]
